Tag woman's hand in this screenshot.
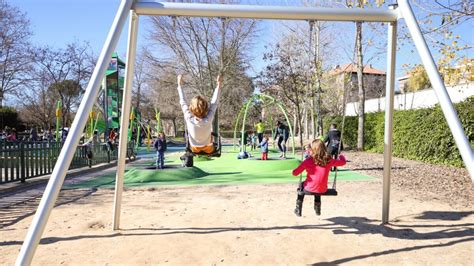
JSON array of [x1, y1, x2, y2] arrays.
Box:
[[177, 74, 183, 87]]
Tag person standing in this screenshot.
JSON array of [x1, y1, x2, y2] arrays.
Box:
[[30, 127, 38, 141], [260, 134, 269, 160], [254, 119, 265, 143], [325, 123, 343, 159], [273, 121, 290, 158], [154, 132, 167, 169]]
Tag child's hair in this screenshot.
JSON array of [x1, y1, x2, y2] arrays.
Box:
[[311, 139, 332, 166], [158, 131, 165, 138], [263, 134, 269, 140], [189, 96, 209, 119], [305, 144, 311, 150]]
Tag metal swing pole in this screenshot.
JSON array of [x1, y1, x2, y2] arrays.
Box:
[[398, 0, 474, 180], [113, 10, 140, 230], [382, 4, 398, 224], [15, 0, 134, 264]]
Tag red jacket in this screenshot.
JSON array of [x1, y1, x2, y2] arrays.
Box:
[[292, 155, 346, 193]]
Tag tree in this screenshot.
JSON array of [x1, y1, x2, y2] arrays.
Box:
[[49, 80, 83, 126], [18, 68, 56, 129], [147, 2, 257, 131], [20, 42, 93, 128], [355, 19, 365, 150], [133, 49, 149, 110], [0, 0, 33, 107], [344, 0, 385, 150], [261, 36, 307, 150], [402, 1, 472, 85], [408, 65, 431, 92]]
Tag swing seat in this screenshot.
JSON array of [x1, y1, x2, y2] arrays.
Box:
[[297, 188, 338, 196], [186, 132, 222, 158]]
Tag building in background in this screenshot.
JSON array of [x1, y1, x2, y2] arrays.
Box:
[[326, 63, 387, 103]]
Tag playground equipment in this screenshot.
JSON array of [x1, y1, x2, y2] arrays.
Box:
[[155, 108, 161, 133], [103, 52, 126, 134], [233, 93, 295, 155], [55, 101, 61, 142], [16, 1, 474, 264]]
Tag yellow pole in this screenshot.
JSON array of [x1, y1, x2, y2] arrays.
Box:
[[147, 125, 151, 152]]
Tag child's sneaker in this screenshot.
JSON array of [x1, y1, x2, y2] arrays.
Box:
[[314, 202, 321, 216]]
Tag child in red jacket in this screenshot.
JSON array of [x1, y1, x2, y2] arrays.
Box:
[[292, 139, 346, 216]]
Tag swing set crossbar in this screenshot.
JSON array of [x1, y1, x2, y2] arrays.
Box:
[[133, 1, 399, 22]]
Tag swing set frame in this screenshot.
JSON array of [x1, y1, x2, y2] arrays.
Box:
[[16, 1, 474, 265]]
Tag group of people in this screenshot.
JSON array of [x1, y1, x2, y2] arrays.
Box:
[[241, 120, 289, 160], [167, 73, 347, 216], [1, 127, 58, 142], [1, 127, 18, 142]]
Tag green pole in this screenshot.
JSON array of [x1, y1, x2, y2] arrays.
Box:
[[135, 120, 141, 150], [157, 112, 161, 133], [232, 104, 247, 151], [89, 110, 94, 139], [154, 108, 161, 134], [269, 112, 275, 148], [146, 124, 151, 152], [129, 107, 135, 142], [240, 95, 255, 151], [92, 111, 101, 136], [55, 101, 61, 142]]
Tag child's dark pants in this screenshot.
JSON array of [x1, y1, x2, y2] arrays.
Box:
[[295, 187, 321, 216], [277, 137, 288, 153], [156, 151, 164, 169]]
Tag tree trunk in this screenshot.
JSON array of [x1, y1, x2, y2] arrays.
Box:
[[172, 118, 177, 137], [293, 112, 297, 145], [136, 84, 141, 109], [356, 22, 365, 150], [314, 21, 323, 136], [303, 102, 308, 140], [0, 90, 4, 108], [310, 96, 315, 140]]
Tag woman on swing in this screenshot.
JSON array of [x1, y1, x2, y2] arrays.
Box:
[[177, 74, 222, 154]]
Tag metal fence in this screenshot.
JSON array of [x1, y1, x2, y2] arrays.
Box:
[[0, 141, 135, 184]]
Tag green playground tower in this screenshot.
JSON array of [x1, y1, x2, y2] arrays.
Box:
[[103, 52, 125, 135]]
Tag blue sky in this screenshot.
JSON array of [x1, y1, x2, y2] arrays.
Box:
[[11, 0, 474, 84]]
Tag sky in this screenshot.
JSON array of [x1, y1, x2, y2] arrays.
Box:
[[8, 0, 474, 102]]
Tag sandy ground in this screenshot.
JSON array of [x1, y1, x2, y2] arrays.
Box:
[[1, 180, 473, 265]]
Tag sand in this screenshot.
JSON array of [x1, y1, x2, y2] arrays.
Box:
[[1, 180, 473, 265]]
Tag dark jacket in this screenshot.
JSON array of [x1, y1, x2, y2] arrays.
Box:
[[154, 137, 167, 152], [274, 124, 289, 140], [325, 128, 343, 152]]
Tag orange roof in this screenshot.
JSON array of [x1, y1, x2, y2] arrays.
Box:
[[329, 63, 386, 75]]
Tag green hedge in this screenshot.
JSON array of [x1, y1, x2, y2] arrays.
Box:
[[323, 96, 474, 167]]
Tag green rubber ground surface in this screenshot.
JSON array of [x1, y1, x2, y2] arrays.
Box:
[[68, 146, 374, 189]]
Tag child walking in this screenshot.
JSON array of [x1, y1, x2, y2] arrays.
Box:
[[177, 74, 222, 154], [260, 135, 269, 160], [154, 132, 167, 169], [292, 139, 346, 216]]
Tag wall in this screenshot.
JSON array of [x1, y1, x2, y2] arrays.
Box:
[[345, 82, 474, 116]]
